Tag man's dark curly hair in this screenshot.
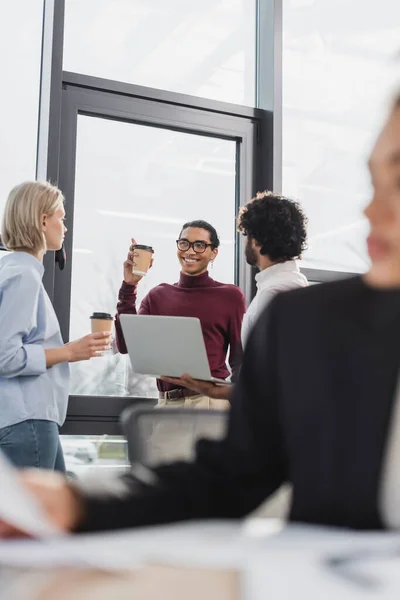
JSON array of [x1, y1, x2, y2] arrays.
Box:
[[237, 191, 308, 261]]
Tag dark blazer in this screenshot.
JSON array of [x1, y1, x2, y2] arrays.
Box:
[[78, 276, 400, 532]]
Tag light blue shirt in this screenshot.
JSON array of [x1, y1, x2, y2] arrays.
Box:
[[0, 251, 69, 428]]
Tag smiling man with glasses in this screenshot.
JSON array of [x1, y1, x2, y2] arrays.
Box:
[[114, 220, 246, 409]]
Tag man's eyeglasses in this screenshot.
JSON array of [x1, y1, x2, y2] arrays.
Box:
[[176, 239, 213, 254]]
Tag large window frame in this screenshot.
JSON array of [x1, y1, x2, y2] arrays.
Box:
[[41, 0, 274, 432], [1, 0, 359, 434], [54, 73, 270, 432], [54, 71, 267, 336], [255, 0, 360, 283]]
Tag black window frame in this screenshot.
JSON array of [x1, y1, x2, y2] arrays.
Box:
[[2, 0, 363, 435], [53, 73, 271, 433], [53, 72, 270, 338]]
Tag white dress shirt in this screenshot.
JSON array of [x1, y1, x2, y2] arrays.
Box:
[[380, 378, 400, 529], [241, 260, 309, 347]]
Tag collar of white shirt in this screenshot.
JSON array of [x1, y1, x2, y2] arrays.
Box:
[[254, 259, 301, 291]]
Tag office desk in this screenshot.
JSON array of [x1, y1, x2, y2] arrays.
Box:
[[1, 564, 239, 600], [1, 519, 400, 599]]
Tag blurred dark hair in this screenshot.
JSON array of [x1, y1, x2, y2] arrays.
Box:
[[237, 191, 308, 261], [179, 220, 220, 248]]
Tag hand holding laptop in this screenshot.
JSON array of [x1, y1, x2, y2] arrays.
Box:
[[119, 315, 228, 383], [160, 374, 232, 401]]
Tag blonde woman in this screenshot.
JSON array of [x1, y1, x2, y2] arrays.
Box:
[[0, 181, 110, 471]]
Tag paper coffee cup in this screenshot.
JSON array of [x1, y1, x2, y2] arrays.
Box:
[[90, 312, 113, 333], [132, 244, 154, 277]]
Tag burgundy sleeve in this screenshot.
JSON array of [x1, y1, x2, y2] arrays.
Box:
[[228, 290, 246, 381], [114, 281, 151, 354]]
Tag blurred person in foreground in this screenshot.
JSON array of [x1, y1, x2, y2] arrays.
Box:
[[3, 91, 400, 532], [0, 182, 111, 472], [162, 191, 309, 400]]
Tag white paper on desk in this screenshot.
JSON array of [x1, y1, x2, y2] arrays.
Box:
[[0, 450, 61, 538]]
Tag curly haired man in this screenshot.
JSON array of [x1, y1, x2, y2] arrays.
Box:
[[238, 191, 308, 345]]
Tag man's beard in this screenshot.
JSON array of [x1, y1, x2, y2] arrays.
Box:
[[245, 244, 258, 267]]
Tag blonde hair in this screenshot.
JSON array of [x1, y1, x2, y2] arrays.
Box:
[[1, 181, 64, 252]]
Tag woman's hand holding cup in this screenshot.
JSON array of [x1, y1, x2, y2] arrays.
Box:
[[66, 332, 111, 362]]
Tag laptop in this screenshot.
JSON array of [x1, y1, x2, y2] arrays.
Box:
[[119, 314, 228, 384]]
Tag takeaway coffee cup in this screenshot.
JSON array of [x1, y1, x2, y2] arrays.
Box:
[[90, 312, 114, 334], [132, 244, 154, 277]]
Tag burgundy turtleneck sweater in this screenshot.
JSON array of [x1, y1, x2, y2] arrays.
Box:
[[115, 271, 246, 393]]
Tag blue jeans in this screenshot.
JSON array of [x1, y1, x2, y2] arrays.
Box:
[[0, 419, 65, 472]]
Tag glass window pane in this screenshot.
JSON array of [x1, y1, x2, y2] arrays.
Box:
[[60, 435, 128, 479], [69, 115, 237, 397], [282, 0, 400, 272], [0, 1, 43, 221], [63, 0, 256, 106]]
